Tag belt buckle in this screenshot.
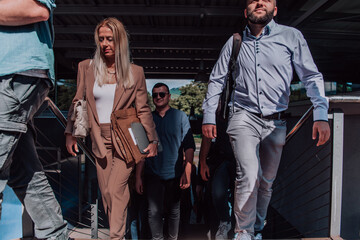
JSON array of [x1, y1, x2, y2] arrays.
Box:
[[276, 112, 281, 120]]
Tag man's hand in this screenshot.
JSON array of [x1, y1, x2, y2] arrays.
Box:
[[144, 142, 158, 157], [200, 162, 210, 181], [135, 160, 145, 194], [312, 121, 330, 146], [135, 175, 144, 195], [202, 124, 217, 139], [65, 134, 78, 156], [180, 162, 192, 189]]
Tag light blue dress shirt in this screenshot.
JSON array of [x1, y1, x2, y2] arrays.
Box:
[[202, 20, 328, 124], [0, 0, 56, 84]]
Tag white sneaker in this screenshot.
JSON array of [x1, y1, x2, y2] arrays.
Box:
[[215, 221, 232, 239], [254, 232, 262, 240], [234, 230, 254, 240]]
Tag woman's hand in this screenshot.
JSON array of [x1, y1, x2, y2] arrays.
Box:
[[144, 142, 158, 157], [65, 134, 78, 156]]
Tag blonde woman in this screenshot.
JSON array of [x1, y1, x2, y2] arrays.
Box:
[[65, 17, 158, 239]]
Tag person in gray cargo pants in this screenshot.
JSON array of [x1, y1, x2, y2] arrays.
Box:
[[0, 0, 68, 239]]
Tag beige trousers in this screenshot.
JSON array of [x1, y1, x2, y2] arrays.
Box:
[[96, 123, 134, 239]]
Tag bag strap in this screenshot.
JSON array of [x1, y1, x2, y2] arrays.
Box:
[[221, 33, 243, 119], [83, 84, 86, 101], [230, 33, 242, 72]]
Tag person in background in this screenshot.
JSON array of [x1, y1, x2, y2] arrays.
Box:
[[200, 116, 236, 240], [65, 17, 158, 239], [202, 0, 330, 239], [125, 172, 150, 240], [0, 0, 69, 239], [136, 83, 195, 240]]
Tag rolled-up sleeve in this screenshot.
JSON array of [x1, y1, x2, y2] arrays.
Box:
[[36, 0, 56, 12]]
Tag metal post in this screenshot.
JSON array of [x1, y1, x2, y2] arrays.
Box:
[[57, 148, 62, 205], [91, 199, 98, 239], [78, 154, 84, 223], [330, 110, 344, 238]]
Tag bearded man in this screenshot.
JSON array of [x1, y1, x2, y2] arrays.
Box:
[[202, 0, 330, 239]]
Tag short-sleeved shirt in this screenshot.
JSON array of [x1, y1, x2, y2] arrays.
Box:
[[0, 0, 56, 84], [145, 108, 196, 180]]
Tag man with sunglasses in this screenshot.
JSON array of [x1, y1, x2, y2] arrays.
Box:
[[136, 82, 195, 240]]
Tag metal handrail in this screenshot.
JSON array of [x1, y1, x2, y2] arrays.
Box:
[[328, 95, 360, 103], [45, 97, 96, 165], [285, 106, 314, 143], [285, 95, 360, 143]]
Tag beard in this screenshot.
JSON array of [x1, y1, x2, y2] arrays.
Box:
[[247, 8, 275, 25]]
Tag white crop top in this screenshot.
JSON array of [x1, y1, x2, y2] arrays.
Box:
[[93, 81, 116, 123]]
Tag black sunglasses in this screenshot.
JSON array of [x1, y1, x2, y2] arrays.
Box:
[[152, 92, 168, 98]]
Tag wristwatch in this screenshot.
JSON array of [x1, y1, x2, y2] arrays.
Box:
[[150, 140, 159, 145]]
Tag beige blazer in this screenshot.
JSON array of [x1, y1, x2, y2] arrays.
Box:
[[65, 59, 158, 159]]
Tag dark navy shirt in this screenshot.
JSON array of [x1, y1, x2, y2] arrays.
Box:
[[145, 108, 195, 180]]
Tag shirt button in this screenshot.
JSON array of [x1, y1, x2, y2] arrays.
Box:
[[261, 106, 264, 109], [259, 92, 262, 95], [259, 78, 261, 81], [257, 64, 260, 67]]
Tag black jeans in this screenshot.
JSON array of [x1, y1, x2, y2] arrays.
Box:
[[211, 160, 235, 222], [146, 174, 181, 240]]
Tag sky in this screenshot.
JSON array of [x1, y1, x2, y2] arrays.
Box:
[[145, 79, 193, 93]]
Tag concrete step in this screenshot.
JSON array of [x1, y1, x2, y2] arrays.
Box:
[[68, 228, 110, 239]]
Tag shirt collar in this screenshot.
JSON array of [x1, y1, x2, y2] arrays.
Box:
[[266, 19, 276, 34], [245, 19, 276, 39], [153, 107, 172, 117]]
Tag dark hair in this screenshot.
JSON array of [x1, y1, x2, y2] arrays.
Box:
[[152, 82, 170, 93]]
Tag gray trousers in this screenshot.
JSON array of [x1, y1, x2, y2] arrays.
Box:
[[0, 74, 68, 239], [227, 108, 286, 233]]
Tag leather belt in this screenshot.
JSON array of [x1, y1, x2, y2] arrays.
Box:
[[253, 111, 285, 120]]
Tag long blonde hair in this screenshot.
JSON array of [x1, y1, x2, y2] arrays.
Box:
[[93, 17, 133, 88]]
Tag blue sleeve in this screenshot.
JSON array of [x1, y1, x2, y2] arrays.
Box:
[[202, 36, 233, 125], [36, 0, 56, 12], [292, 31, 328, 121], [181, 112, 196, 151]]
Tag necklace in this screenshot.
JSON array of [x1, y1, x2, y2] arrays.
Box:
[[107, 73, 116, 84]]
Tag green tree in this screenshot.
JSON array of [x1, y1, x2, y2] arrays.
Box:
[[147, 92, 155, 111], [48, 79, 77, 110], [171, 82, 208, 116]]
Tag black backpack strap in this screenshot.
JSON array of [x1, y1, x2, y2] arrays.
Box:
[[221, 33, 243, 119], [230, 33, 242, 71]]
